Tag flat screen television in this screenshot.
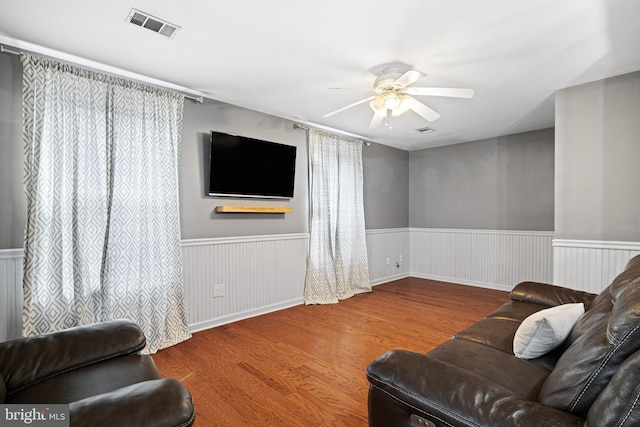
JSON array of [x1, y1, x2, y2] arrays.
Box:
[[208, 131, 297, 199]]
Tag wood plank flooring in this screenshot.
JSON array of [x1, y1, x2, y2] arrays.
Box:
[[152, 277, 511, 426]]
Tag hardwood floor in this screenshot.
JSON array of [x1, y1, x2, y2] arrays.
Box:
[[152, 278, 511, 426]]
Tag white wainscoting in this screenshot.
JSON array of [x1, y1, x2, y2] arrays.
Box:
[[553, 240, 640, 293], [410, 228, 554, 291], [0, 249, 23, 341], [4, 234, 638, 342], [182, 233, 308, 333], [366, 228, 410, 285], [184, 230, 410, 332], [0, 230, 403, 340], [0, 235, 309, 339]]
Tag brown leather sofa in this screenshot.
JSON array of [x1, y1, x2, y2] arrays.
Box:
[[0, 320, 195, 427], [367, 254, 640, 427]]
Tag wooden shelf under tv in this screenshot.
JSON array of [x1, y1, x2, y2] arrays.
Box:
[[215, 206, 292, 214]]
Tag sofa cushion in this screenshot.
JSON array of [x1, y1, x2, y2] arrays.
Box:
[[454, 318, 520, 354], [539, 257, 640, 416], [428, 339, 550, 399], [455, 303, 567, 371], [586, 348, 640, 427], [510, 281, 597, 308], [367, 349, 584, 427], [455, 300, 550, 353], [513, 303, 584, 359], [485, 300, 546, 322]]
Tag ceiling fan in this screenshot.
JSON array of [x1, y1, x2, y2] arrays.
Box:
[[323, 68, 474, 129]]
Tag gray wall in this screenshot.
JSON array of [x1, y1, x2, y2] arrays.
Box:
[[409, 128, 555, 231], [363, 142, 409, 229], [0, 54, 25, 249], [179, 99, 309, 239], [555, 71, 640, 241]]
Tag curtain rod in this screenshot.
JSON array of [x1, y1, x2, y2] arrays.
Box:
[[0, 43, 204, 103], [293, 122, 372, 146], [0, 45, 20, 56]]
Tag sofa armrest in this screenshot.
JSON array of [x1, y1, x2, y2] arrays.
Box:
[[69, 378, 195, 427], [510, 281, 597, 308], [367, 350, 584, 427], [0, 320, 146, 394]]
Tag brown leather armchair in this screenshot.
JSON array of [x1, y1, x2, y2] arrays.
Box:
[[0, 320, 195, 427]]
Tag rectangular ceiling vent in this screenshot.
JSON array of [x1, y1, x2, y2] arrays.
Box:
[[127, 8, 180, 39], [416, 126, 435, 134]]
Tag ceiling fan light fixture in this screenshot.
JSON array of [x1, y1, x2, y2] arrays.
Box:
[[371, 92, 410, 117], [328, 67, 473, 127], [383, 91, 401, 110], [391, 95, 411, 117]]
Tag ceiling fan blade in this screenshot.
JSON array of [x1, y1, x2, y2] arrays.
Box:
[[369, 113, 384, 129], [406, 96, 441, 122], [393, 70, 424, 88], [405, 87, 474, 98], [323, 96, 377, 118]]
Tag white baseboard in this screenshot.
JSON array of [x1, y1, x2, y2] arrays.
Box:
[[371, 272, 410, 287], [410, 271, 513, 292], [188, 297, 304, 333]]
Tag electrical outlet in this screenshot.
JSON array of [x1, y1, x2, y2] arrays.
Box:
[[213, 284, 225, 298], [386, 257, 390, 265], [398, 254, 403, 262]]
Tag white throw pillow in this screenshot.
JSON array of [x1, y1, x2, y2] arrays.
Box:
[[513, 302, 585, 359]]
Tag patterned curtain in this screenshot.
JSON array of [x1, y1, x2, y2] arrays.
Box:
[[21, 55, 191, 353], [304, 129, 371, 304]]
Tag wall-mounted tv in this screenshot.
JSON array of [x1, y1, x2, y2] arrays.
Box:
[[208, 131, 297, 199]]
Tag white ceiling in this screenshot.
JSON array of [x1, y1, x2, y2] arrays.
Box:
[[1, 0, 639, 150]]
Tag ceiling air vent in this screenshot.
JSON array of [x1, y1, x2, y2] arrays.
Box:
[[127, 8, 180, 39], [416, 126, 435, 134]]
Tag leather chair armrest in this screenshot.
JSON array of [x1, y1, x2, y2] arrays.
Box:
[[0, 320, 146, 394], [367, 350, 584, 427], [69, 378, 195, 427], [510, 281, 597, 308], [0, 370, 6, 403]]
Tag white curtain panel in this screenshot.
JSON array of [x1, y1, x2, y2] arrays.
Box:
[[21, 55, 190, 353], [304, 129, 371, 304]]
